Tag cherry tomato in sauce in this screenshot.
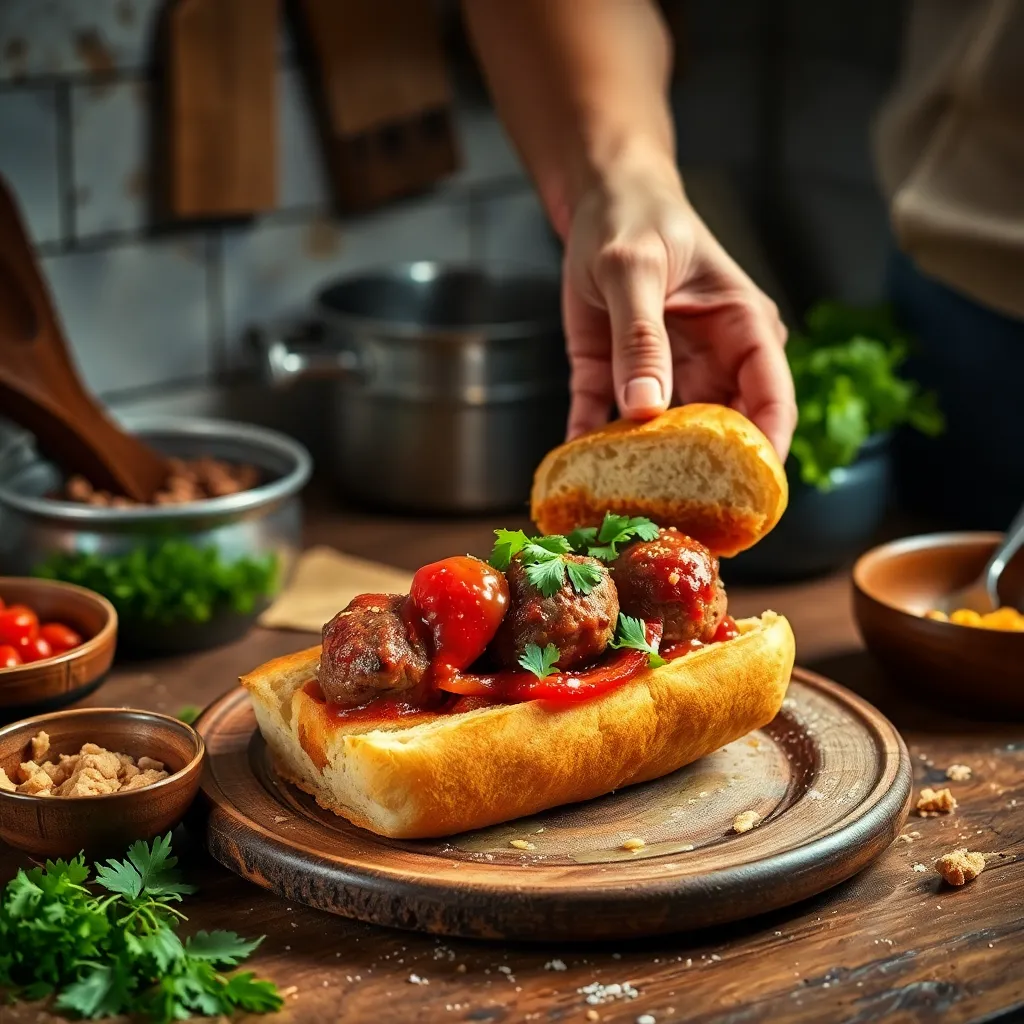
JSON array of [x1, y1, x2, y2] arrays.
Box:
[[0, 605, 38, 648], [712, 615, 740, 642], [0, 645, 21, 669], [408, 556, 509, 674], [19, 636, 53, 663], [39, 622, 83, 653]]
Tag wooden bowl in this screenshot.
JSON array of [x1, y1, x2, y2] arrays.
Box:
[[0, 707, 204, 858], [853, 533, 1024, 715], [0, 577, 117, 717]]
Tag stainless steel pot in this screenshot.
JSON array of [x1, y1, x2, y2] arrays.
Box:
[[0, 416, 312, 653], [256, 262, 569, 513]]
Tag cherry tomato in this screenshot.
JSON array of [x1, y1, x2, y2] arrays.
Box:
[[408, 556, 509, 672], [39, 622, 83, 653], [0, 605, 38, 647], [0, 645, 21, 669], [19, 636, 53, 663]]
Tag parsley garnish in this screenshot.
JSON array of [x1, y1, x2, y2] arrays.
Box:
[[518, 642, 560, 679], [0, 834, 281, 1023], [489, 530, 605, 598], [570, 513, 661, 561], [609, 613, 667, 668]]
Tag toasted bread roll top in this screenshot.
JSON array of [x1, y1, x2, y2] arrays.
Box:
[[531, 404, 788, 557]]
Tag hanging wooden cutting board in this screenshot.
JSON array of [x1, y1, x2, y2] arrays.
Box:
[[165, 0, 278, 219], [291, 0, 461, 211]]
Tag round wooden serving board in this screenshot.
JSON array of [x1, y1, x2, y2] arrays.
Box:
[[193, 668, 912, 941]]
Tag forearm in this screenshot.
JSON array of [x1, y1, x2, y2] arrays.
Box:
[[462, 0, 680, 237]]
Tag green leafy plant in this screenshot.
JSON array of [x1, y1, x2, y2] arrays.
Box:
[[787, 302, 944, 490], [35, 541, 279, 625], [0, 834, 281, 1022]]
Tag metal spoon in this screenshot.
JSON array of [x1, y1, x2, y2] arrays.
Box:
[[933, 502, 1024, 615]]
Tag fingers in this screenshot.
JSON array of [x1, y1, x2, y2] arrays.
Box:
[[563, 278, 614, 439], [594, 243, 673, 421], [736, 334, 797, 460]]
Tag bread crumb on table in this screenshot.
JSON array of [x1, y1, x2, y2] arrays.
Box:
[[912, 863, 927, 872], [621, 838, 646, 852], [732, 810, 761, 834], [916, 787, 957, 816], [946, 764, 972, 781], [509, 839, 536, 851], [935, 849, 986, 886]]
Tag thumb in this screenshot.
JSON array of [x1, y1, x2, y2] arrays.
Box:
[[598, 253, 672, 420]]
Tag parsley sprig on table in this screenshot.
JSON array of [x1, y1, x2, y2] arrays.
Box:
[[518, 642, 561, 679], [609, 613, 667, 668], [489, 530, 604, 598], [0, 834, 281, 1023], [568, 513, 660, 562]]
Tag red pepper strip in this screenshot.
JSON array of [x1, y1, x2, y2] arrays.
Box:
[[438, 622, 663, 703]]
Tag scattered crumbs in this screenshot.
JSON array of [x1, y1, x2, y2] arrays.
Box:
[[322, 981, 329, 988], [280, 986, 298, 999], [637, 1015, 657, 1024], [456, 964, 467, 973], [917, 788, 957, 816], [408, 973, 428, 985], [510, 839, 536, 851], [774, 931, 782, 937], [897, 835, 915, 844], [622, 838, 646, 852], [498, 966, 513, 975], [680, 844, 695, 852], [273, 815, 288, 823], [732, 810, 761, 834], [710, 954, 722, 962], [545, 959, 568, 971], [912, 863, 927, 873], [699, 791, 709, 798], [587, 1012, 600, 1022], [284, 945, 290, 951], [612, 953, 622, 960], [935, 849, 986, 886], [535, 827, 546, 834], [808, 789, 825, 800], [946, 764, 972, 782], [685, 958, 692, 967], [579, 981, 640, 1005]]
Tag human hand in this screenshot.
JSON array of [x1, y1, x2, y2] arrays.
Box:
[[562, 160, 796, 458]]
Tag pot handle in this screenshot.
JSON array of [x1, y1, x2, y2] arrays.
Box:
[[250, 321, 365, 389]]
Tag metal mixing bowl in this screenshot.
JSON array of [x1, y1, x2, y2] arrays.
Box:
[[0, 416, 312, 655]]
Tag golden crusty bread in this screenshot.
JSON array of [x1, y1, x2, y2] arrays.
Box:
[[242, 612, 795, 839], [531, 404, 788, 557]]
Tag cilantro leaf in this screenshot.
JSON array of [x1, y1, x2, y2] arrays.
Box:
[[95, 834, 196, 903], [220, 972, 285, 1013], [524, 557, 567, 597], [518, 642, 561, 679], [185, 930, 263, 966], [175, 705, 201, 725], [583, 513, 662, 560], [524, 535, 571, 558], [565, 559, 604, 595], [609, 613, 667, 668], [489, 529, 530, 571], [566, 526, 597, 552], [55, 962, 134, 1020]]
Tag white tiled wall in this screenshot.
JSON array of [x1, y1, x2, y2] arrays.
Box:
[[0, 86, 62, 244], [0, 0, 904, 410]]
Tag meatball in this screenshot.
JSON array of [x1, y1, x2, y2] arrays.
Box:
[[318, 594, 429, 705], [611, 528, 727, 646], [492, 554, 619, 670]]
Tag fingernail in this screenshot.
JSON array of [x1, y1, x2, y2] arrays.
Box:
[[622, 376, 665, 414]]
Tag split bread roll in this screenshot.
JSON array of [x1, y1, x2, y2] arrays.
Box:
[[531, 403, 788, 556], [243, 611, 795, 839]]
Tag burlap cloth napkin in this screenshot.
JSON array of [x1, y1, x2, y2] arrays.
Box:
[[258, 546, 414, 633]]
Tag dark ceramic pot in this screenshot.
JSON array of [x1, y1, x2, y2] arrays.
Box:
[[723, 434, 892, 584]]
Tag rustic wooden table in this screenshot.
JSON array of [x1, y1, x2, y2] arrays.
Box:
[[3, 503, 1023, 1024]]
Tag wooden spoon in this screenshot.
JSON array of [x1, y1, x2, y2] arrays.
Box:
[[0, 176, 169, 502]]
